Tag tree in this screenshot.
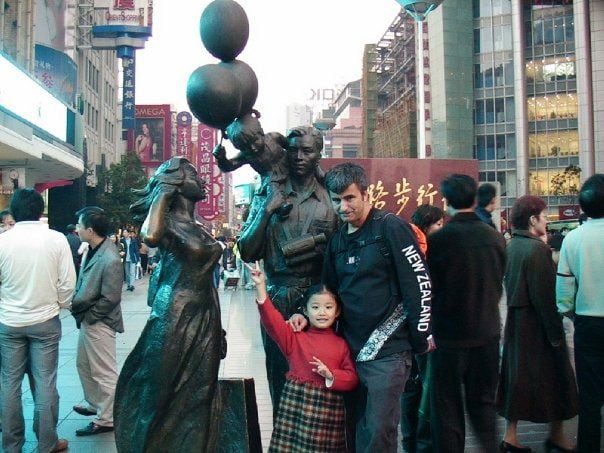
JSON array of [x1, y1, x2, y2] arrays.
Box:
[[550, 164, 581, 196], [97, 152, 147, 229]]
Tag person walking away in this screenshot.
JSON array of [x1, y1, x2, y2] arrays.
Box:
[[248, 261, 358, 452], [120, 230, 140, 291], [427, 174, 506, 453], [557, 174, 604, 453], [71, 207, 124, 436], [497, 196, 577, 453], [0, 188, 76, 453]]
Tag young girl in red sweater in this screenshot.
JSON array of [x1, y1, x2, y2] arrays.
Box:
[[247, 261, 358, 452]]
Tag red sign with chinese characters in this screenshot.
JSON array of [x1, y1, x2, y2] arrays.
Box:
[[321, 158, 479, 221], [195, 125, 223, 221], [176, 111, 192, 160]]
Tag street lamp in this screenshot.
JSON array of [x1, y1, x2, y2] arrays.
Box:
[[394, 0, 444, 158], [395, 1, 444, 21]]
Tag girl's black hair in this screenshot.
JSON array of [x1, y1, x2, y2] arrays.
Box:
[[302, 284, 340, 308]]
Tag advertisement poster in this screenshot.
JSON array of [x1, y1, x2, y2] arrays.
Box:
[[34, 44, 77, 107], [133, 104, 171, 164]]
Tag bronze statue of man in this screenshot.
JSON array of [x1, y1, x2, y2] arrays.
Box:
[[238, 126, 338, 417]]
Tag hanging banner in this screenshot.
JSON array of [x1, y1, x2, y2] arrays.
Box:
[[195, 125, 223, 221], [176, 111, 192, 160]]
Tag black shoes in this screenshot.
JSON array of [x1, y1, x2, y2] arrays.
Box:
[[73, 405, 96, 416], [500, 440, 532, 452], [127, 285, 134, 291], [76, 422, 114, 436], [545, 438, 576, 453]]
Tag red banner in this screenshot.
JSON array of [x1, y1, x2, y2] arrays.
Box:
[[558, 204, 580, 220], [322, 158, 479, 221], [176, 111, 192, 160], [195, 125, 223, 221]]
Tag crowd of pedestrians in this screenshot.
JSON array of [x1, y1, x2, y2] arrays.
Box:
[[0, 167, 602, 453], [0, 189, 155, 452]]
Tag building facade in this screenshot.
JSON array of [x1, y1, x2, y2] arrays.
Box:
[[360, 0, 602, 218], [0, 0, 121, 229], [426, 0, 603, 216]]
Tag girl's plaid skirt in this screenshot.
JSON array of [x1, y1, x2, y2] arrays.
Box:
[[269, 379, 347, 452]]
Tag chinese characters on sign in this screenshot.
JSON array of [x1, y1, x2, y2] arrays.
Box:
[[176, 111, 192, 161], [122, 58, 136, 131], [195, 125, 223, 221], [322, 158, 478, 220], [368, 180, 441, 215]]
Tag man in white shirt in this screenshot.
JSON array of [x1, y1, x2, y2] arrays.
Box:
[[0, 189, 76, 453], [556, 173, 604, 453]]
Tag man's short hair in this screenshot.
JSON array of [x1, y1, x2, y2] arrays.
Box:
[[286, 126, 323, 153], [440, 174, 478, 210], [76, 206, 111, 237], [477, 183, 497, 208], [66, 224, 77, 232], [325, 163, 368, 194], [10, 188, 44, 222], [578, 173, 604, 219]]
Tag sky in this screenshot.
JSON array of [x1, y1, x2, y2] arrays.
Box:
[[135, 0, 402, 183]]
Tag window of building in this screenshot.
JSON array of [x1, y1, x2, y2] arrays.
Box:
[[528, 130, 579, 158], [529, 166, 581, 196], [342, 144, 358, 158], [527, 93, 577, 121]]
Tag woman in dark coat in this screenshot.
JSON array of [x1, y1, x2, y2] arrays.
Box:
[[497, 196, 578, 453], [114, 157, 224, 453]]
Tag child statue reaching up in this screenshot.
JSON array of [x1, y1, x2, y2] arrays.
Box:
[[212, 110, 287, 179], [212, 110, 324, 183]]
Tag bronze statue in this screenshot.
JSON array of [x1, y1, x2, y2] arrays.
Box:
[[238, 126, 338, 417], [114, 157, 224, 453], [213, 110, 287, 179]]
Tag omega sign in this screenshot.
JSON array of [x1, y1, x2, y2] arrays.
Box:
[[136, 106, 168, 116]]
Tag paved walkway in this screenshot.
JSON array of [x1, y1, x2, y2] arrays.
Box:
[[12, 275, 593, 452]]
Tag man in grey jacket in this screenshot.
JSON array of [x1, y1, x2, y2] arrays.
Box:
[[71, 207, 124, 436]]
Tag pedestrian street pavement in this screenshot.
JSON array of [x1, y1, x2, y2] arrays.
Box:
[[13, 275, 594, 452]]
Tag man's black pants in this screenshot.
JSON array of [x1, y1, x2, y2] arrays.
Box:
[[429, 342, 499, 453]]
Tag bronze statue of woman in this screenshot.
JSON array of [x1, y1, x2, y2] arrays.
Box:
[[114, 157, 224, 453]]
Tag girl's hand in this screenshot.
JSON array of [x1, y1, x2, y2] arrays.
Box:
[[245, 261, 267, 302], [245, 260, 266, 285], [310, 356, 333, 381]]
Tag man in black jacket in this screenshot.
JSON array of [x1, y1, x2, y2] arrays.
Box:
[[71, 207, 124, 436], [427, 174, 506, 452], [321, 163, 434, 453]]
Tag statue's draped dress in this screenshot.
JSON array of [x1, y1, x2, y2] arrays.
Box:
[[115, 218, 223, 453]]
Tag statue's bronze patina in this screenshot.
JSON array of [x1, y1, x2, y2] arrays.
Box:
[[114, 157, 223, 453], [237, 126, 338, 417]]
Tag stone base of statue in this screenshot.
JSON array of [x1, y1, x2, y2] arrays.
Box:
[[217, 378, 263, 453]]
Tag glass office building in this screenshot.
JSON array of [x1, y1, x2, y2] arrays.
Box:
[[426, 0, 603, 218]]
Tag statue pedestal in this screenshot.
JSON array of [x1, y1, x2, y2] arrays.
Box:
[[216, 378, 263, 453]]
